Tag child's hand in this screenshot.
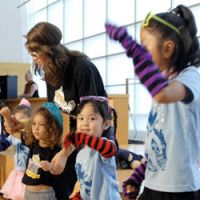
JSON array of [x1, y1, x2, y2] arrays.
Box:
[[123, 183, 139, 199], [105, 23, 128, 42], [0, 107, 12, 132], [40, 160, 53, 171], [50, 145, 75, 175]]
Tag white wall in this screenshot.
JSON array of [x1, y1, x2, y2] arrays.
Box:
[[0, 0, 27, 63]]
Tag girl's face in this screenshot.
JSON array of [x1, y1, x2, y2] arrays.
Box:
[[140, 28, 171, 72], [77, 103, 109, 137], [32, 113, 48, 145]]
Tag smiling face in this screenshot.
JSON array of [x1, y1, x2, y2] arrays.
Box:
[[77, 102, 110, 137]]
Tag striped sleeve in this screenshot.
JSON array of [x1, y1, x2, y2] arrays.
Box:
[[123, 161, 147, 188], [75, 132, 117, 158]]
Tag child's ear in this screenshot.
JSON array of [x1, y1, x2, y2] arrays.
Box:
[[163, 40, 175, 59], [103, 120, 111, 130]]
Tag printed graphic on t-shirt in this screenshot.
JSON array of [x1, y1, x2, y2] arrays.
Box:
[[26, 154, 41, 179], [75, 163, 92, 198], [54, 87, 76, 113], [146, 106, 167, 172]]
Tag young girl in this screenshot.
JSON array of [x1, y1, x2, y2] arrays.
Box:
[[0, 99, 32, 200], [105, 4, 200, 200], [20, 102, 75, 200], [63, 96, 121, 200]]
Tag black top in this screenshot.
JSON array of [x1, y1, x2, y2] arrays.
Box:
[[47, 56, 107, 128], [22, 142, 77, 200], [45, 56, 107, 198]]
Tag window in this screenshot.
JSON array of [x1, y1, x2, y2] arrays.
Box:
[[26, 0, 200, 142]]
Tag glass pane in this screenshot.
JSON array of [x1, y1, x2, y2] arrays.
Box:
[[32, 10, 47, 24], [136, 0, 171, 21], [107, 0, 135, 25], [84, 34, 106, 58], [48, 0, 59, 5], [91, 58, 106, 85], [134, 84, 152, 114], [31, 0, 47, 13], [172, 0, 200, 7], [48, 1, 63, 33], [135, 22, 142, 43], [107, 25, 135, 55], [106, 85, 126, 94], [129, 114, 148, 141], [36, 77, 47, 97], [107, 54, 134, 85], [84, 0, 106, 37], [65, 41, 83, 52], [64, 0, 83, 43]]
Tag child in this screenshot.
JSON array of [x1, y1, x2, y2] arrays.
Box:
[[63, 95, 121, 200], [20, 102, 76, 200], [105, 4, 200, 200], [0, 99, 32, 200]]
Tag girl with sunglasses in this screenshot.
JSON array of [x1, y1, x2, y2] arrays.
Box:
[[106, 4, 200, 200], [64, 96, 121, 200]]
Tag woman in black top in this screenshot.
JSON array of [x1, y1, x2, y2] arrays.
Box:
[[24, 22, 107, 198]]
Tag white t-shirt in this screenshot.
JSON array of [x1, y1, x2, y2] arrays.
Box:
[[145, 66, 200, 192]]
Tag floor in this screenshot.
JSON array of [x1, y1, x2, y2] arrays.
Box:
[[0, 143, 145, 200], [117, 143, 145, 191]]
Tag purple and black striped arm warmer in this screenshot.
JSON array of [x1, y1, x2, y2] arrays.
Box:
[[122, 161, 147, 198], [105, 23, 168, 97]]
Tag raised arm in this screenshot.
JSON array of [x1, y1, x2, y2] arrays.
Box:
[[105, 23, 188, 103]]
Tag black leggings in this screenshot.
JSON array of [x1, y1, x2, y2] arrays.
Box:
[[139, 187, 200, 200]]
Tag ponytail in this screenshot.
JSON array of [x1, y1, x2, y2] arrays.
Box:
[[171, 5, 200, 67]]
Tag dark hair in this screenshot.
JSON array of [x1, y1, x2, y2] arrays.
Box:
[[24, 22, 88, 87], [77, 99, 118, 149], [25, 107, 62, 148], [144, 5, 200, 73]]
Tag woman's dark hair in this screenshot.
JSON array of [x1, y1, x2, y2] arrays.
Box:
[[25, 22, 88, 87], [144, 5, 200, 73], [24, 107, 62, 148], [77, 99, 119, 150]]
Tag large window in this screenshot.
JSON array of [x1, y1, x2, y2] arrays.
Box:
[[25, 0, 200, 142]]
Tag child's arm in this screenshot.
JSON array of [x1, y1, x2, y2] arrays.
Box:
[[0, 107, 23, 137], [105, 23, 189, 103], [122, 161, 147, 199], [0, 107, 29, 139], [105, 24, 168, 97], [64, 132, 117, 158], [0, 107, 14, 133], [50, 144, 76, 175]]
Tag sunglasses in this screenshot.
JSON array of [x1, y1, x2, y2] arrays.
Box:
[[142, 12, 180, 35], [80, 96, 108, 103]]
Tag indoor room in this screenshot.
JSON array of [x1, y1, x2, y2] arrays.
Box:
[[0, 0, 200, 200]]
